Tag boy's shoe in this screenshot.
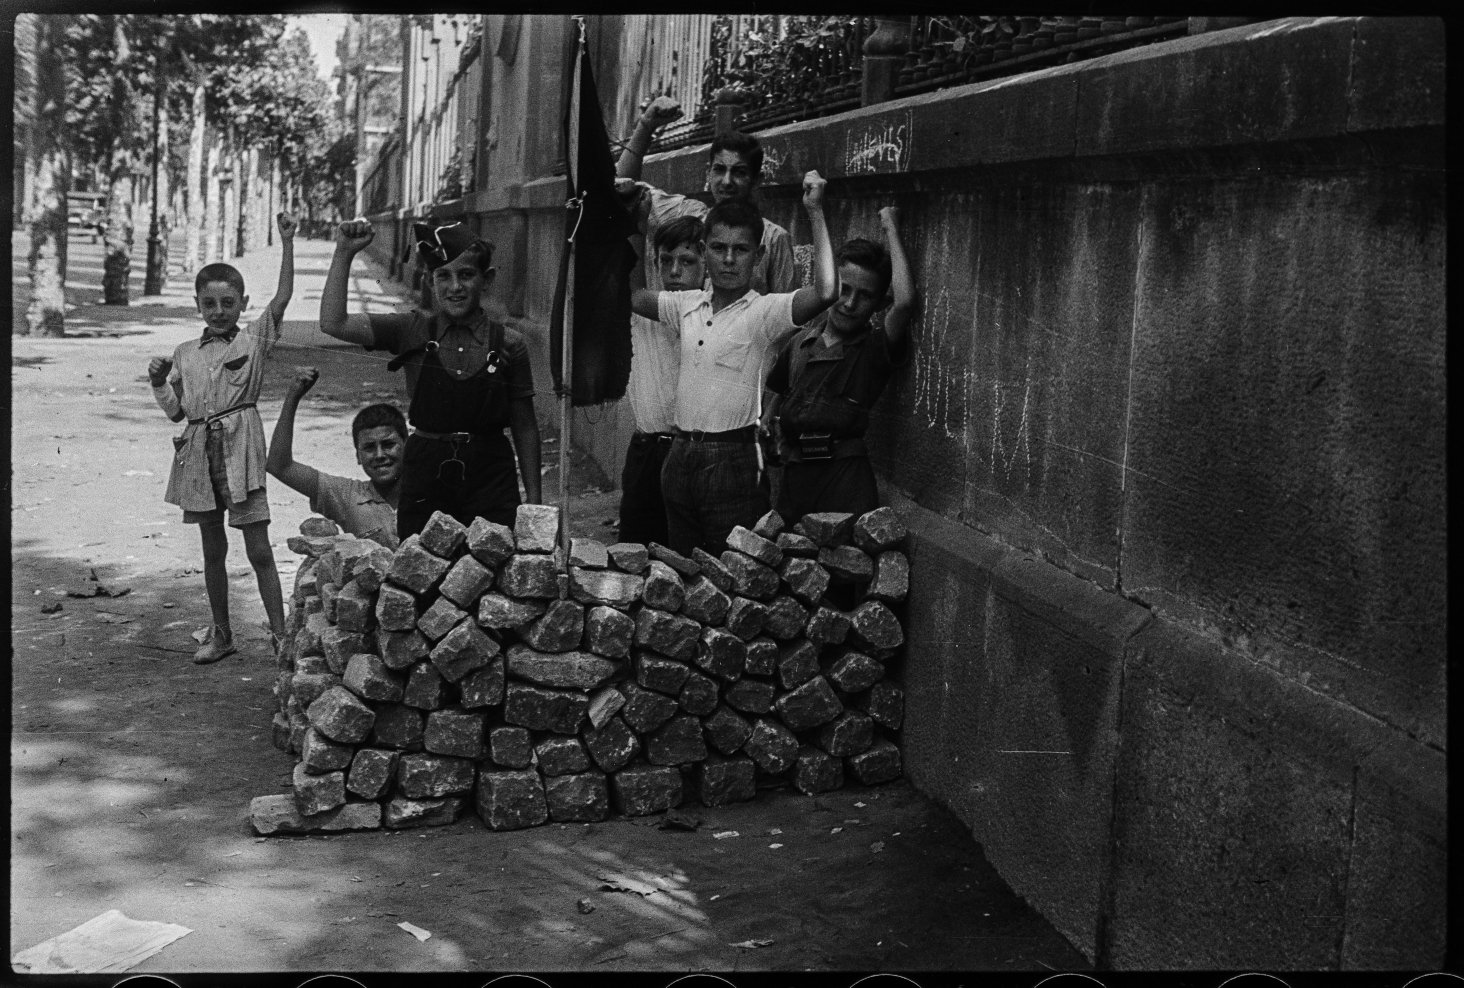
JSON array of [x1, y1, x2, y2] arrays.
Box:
[[192, 626, 236, 664], [271, 632, 288, 657]]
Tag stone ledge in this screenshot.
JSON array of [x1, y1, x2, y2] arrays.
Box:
[[890, 490, 1150, 658], [1123, 618, 1438, 808], [641, 16, 1441, 193]]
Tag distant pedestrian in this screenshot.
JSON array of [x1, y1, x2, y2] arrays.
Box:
[[147, 212, 297, 664], [266, 367, 404, 549], [319, 219, 542, 538], [766, 206, 916, 523], [616, 215, 705, 546]]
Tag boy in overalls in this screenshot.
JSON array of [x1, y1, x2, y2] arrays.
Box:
[[319, 220, 542, 538]]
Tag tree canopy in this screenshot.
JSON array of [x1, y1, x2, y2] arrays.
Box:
[[58, 14, 348, 208]]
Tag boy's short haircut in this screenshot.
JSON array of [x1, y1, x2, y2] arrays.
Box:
[[653, 216, 705, 255], [195, 263, 246, 296], [836, 238, 893, 294], [704, 199, 764, 246], [709, 130, 763, 181], [351, 403, 408, 445]]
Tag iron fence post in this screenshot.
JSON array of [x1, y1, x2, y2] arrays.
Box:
[[861, 15, 912, 106]]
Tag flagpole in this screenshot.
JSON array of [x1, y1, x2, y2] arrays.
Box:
[[559, 16, 586, 587]]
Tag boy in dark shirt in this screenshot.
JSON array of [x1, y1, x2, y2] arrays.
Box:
[[319, 220, 542, 537], [766, 206, 915, 523]]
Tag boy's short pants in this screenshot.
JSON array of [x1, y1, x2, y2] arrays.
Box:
[[182, 430, 270, 528]]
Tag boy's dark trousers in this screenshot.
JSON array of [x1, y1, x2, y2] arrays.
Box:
[[775, 455, 880, 526], [617, 430, 674, 546], [397, 431, 519, 538]]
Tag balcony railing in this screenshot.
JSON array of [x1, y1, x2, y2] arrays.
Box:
[[650, 14, 1209, 151]]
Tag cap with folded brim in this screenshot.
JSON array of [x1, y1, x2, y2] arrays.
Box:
[[406, 221, 494, 270]]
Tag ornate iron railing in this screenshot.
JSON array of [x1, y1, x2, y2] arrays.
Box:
[[653, 14, 1206, 151]]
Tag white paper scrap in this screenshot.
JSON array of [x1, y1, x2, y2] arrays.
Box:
[[397, 921, 432, 942], [11, 909, 191, 974]]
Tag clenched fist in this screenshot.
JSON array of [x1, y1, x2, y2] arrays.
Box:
[[335, 218, 374, 253], [148, 356, 173, 387]]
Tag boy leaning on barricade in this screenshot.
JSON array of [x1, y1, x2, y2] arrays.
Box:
[[266, 366, 405, 550], [147, 212, 298, 664], [765, 205, 916, 524]]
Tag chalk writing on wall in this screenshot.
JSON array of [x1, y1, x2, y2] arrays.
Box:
[[912, 282, 970, 441], [845, 110, 913, 176], [990, 348, 1033, 481]]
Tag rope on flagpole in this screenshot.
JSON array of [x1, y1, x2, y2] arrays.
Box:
[[558, 15, 587, 594]]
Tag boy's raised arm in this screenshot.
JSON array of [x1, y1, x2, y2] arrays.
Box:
[[880, 205, 915, 344], [265, 212, 298, 325], [266, 367, 322, 500], [616, 96, 683, 182], [319, 220, 380, 348], [789, 171, 837, 327]]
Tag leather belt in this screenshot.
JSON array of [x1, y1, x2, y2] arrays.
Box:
[[411, 428, 486, 442], [674, 426, 757, 444], [631, 431, 676, 446], [189, 402, 256, 431]]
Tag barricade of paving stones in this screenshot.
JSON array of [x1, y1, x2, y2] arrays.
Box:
[[249, 504, 908, 835]]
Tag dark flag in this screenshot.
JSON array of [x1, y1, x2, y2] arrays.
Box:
[[549, 19, 638, 406]]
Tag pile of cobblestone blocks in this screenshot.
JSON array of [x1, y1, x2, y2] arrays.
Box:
[[249, 504, 908, 835]]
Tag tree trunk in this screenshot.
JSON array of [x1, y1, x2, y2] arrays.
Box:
[[222, 146, 238, 261], [236, 146, 254, 256], [184, 83, 205, 274], [102, 18, 137, 306], [205, 135, 221, 264], [23, 13, 68, 337], [102, 171, 135, 305]]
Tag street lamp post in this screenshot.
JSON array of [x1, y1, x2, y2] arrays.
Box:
[[143, 52, 165, 295]]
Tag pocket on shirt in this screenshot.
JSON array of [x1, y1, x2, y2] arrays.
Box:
[[222, 353, 250, 385], [713, 340, 750, 373]]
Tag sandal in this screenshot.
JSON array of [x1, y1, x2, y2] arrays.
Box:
[[192, 625, 237, 665]]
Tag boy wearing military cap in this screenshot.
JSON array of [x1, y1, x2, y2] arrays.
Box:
[[319, 219, 542, 539]]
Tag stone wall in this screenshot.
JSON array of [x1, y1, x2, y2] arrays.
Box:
[[364, 16, 1446, 968]]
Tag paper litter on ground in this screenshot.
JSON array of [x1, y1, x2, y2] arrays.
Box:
[[11, 909, 191, 974], [397, 921, 432, 942]]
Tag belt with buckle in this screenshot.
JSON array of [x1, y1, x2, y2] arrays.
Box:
[[674, 426, 757, 444], [632, 431, 676, 446], [412, 428, 481, 442], [189, 402, 256, 431]]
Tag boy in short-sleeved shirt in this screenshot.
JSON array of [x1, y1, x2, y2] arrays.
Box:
[[267, 366, 404, 549], [766, 206, 916, 524], [148, 212, 297, 664]]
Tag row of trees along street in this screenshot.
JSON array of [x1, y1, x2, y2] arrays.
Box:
[[20, 14, 356, 335]]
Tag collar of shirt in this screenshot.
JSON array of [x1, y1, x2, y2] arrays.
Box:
[[697, 286, 760, 313], [357, 482, 392, 505], [198, 326, 240, 345], [802, 317, 873, 356], [431, 307, 489, 341]]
